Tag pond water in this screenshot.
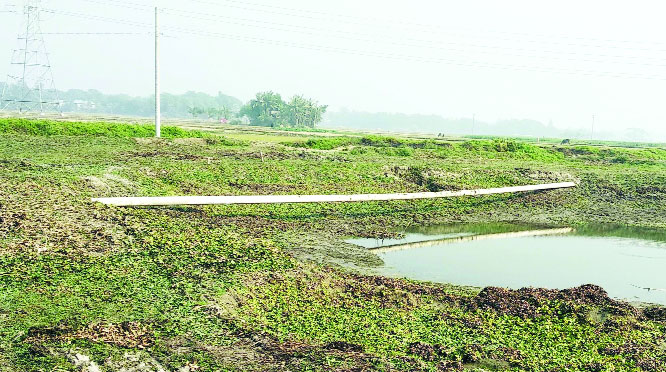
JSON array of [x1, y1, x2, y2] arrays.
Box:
[[347, 224, 666, 305]]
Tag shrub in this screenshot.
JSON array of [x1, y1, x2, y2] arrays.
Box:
[[288, 137, 360, 150], [0, 118, 206, 138], [360, 135, 407, 147], [492, 139, 521, 152]]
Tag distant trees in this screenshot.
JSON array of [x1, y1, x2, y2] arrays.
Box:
[[206, 107, 221, 120], [18, 82, 327, 128], [285, 95, 327, 128], [182, 92, 328, 128], [187, 106, 205, 118], [187, 105, 234, 122], [240, 91, 327, 128], [239, 91, 285, 127], [8, 85, 245, 119], [162, 91, 241, 119]]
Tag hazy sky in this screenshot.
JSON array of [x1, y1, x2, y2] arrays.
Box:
[[2, 0, 666, 138]]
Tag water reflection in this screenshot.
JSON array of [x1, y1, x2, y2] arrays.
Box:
[[347, 223, 666, 305], [368, 228, 574, 254]]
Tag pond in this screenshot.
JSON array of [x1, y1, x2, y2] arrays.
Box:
[[347, 223, 666, 305]]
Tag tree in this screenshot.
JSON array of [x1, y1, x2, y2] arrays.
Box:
[[239, 92, 327, 128], [239, 91, 285, 127], [187, 106, 204, 118], [221, 105, 231, 120], [206, 107, 220, 120], [285, 95, 328, 128], [204, 106, 233, 121]]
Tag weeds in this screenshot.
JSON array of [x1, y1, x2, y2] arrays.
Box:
[[0, 118, 205, 138], [1, 119, 665, 371]]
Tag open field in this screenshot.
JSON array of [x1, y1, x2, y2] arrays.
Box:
[[4, 111, 665, 149], [1, 118, 666, 371]]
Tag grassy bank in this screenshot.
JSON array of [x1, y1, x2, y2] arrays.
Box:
[[1, 118, 665, 371]]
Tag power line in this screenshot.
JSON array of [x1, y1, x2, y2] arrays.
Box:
[[26, 5, 666, 81], [69, 0, 666, 70], [157, 8, 666, 69], [158, 24, 666, 81], [41, 7, 152, 28], [80, 0, 151, 12], [77, 0, 666, 66], [77, 0, 666, 53], [186, 0, 666, 52], [80, 0, 152, 10], [40, 32, 149, 35]]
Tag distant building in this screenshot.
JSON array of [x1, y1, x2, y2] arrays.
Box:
[[72, 100, 96, 110]]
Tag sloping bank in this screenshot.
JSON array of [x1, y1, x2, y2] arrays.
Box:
[[0, 118, 665, 371]]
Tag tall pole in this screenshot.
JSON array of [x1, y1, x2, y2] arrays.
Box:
[[21, 5, 31, 111], [154, 6, 161, 138], [18, 4, 31, 113], [2, 0, 59, 113]]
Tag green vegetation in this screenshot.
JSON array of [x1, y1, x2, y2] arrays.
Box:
[[0, 118, 206, 138], [0, 83, 242, 119], [1, 119, 665, 371], [324, 110, 663, 143], [289, 136, 567, 162], [240, 91, 328, 128], [186, 106, 235, 122]]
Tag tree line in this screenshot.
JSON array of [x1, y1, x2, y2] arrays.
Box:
[[1, 83, 327, 129], [186, 91, 327, 128], [186, 106, 234, 122], [239, 91, 327, 128], [56, 89, 242, 118]]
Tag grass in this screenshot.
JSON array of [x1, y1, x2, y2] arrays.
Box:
[[0, 117, 206, 138], [1, 118, 665, 371]]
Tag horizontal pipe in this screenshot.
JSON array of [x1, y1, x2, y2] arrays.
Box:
[[91, 182, 576, 207], [369, 228, 576, 254]]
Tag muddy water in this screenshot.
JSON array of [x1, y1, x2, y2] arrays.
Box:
[[347, 224, 666, 305]]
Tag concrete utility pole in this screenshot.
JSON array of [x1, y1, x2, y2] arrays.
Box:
[[154, 6, 161, 137]]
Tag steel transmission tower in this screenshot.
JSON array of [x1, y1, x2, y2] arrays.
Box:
[[1, 0, 60, 113]]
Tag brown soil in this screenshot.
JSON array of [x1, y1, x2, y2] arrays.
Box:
[[169, 330, 380, 372], [643, 306, 666, 321], [469, 284, 638, 319], [26, 321, 154, 349]]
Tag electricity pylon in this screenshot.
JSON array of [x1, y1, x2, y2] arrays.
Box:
[[1, 0, 60, 113]]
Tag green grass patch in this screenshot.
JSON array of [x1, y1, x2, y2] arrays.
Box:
[[1, 117, 666, 371], [0, 118, 205, 138], [0, 213, 290, 371]]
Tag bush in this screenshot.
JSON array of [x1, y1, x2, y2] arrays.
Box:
[[492, 139, 520, 152], [391, 147, 414, 157], [0, 118, 206, 138], [360, 135, 407, 147], [611, 155, 629, 164], [289, 137, 360, 150]]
